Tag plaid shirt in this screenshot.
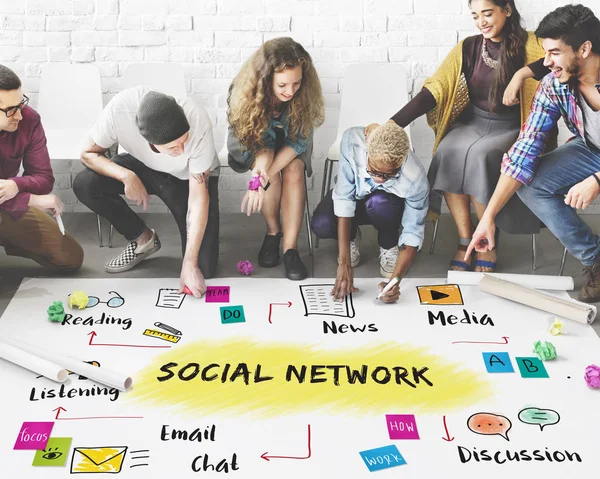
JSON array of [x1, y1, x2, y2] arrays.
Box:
[[501, 73, 600, 185]]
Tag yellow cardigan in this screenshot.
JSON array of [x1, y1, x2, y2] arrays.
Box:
[[423, 32, 547, 154]]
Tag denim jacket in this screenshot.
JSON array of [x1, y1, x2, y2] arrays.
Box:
[[333, 127, 430, 250], [227, 105, 312, 173]]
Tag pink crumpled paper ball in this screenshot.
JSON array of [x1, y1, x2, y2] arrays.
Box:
[[237, 260, 254, 276], [584, 364, 600, 389]]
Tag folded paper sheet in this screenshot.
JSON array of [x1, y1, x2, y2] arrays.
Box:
[[479, 275, 596, 325], [448, 271, 575, 291]]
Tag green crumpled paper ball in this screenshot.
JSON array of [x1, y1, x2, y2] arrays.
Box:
[[47, 300, 65, 323], [533, 340, 557, 361]]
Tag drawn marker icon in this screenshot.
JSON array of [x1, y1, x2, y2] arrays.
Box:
[[154, 322, 182, 336]]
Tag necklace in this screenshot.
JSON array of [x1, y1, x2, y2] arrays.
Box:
[[481, 40, 498, 69]]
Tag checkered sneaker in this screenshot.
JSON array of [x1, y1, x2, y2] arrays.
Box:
[[105, 230, 161, 273]]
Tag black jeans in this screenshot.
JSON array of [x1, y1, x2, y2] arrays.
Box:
[[73, 154, 220, 278]]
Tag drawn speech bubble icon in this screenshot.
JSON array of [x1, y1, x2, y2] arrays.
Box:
[[518, 407, 560, 431], [467, 412, 512, 441]]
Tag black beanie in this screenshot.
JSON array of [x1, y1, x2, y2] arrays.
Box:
[[136, 91, 190, 145]]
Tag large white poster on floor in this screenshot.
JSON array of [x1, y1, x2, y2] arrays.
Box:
[[0, 277, 599, 478]]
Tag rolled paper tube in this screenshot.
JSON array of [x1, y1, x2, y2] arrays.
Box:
[[448, 271, 574, 291], [0, 341, 68, 383], [3, 338, 133, 391], [479, 275, 596, 325]]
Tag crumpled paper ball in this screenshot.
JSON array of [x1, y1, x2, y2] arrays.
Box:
[[47, 301, 65, 322], [69, 291, 89, 309], [549, 317, 564, 336], [584, 364, 600, 389], [237, 260, 254, 276], [533, 340, 557, 361]]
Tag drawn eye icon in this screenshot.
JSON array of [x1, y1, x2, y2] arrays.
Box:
[[42, 448, 63, 460]]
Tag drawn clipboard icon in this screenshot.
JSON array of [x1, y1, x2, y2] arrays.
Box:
[[70, 446, 127, 474]]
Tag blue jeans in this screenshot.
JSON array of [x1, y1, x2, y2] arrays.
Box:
[[517, 137, 600, 266]]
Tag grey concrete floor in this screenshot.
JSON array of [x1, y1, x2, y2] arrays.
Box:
[[1, 212, 599, 337]]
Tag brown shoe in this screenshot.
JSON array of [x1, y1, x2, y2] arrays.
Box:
[[578, 261, 600, 303]]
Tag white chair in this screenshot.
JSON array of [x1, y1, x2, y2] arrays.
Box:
[[123, 62, 187, 98], [103, 63, 188, 247], [219, 138, 315, 277], [38, 63, 105, 245], [317, 63, 412, 247]]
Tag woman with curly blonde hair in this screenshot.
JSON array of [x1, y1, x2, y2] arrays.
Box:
[[227, 37, 324, 280]]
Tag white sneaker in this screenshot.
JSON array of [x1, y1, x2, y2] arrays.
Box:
[[350, 228, 361, 268], [339, 227, 361, 268], [379, 245, 399, 278]]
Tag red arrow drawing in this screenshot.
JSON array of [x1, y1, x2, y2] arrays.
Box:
[[268, 301, 292, 324], [53, 407, 143, 421], [87, 331, 171, 349], [442, 416, 455, 442], [452, 336, 509, 345], [261, 424, 311, 461]]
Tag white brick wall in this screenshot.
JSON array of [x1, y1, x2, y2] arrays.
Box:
[[1, 0, 599, 213]]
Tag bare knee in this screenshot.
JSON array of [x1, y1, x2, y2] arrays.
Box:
[[282, 159, 305, 183]]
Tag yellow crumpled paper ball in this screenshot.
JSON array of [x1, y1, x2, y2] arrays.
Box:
[[549, 317, 564, 336], [69, 291, 89, 309]]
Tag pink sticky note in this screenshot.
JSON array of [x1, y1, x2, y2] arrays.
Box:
[[386, 414, 420, 440], [205, 286, 230, 303], [14, 422, 54, 450]]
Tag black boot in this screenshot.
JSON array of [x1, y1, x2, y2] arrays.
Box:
[[258, 233, 283, 268], [283, 249, 307, 281]]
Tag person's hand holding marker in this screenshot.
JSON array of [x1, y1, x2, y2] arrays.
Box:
[[377, 276, 400, 304]]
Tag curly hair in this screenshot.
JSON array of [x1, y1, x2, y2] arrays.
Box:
[[368, 121, 410, 169], [227, 37, 325, 154]]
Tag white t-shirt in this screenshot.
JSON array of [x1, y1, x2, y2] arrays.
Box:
[[90, 86, 219, 180]]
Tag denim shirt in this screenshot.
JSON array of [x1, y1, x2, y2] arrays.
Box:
[[229, 105, 312, 172], [333, 127, 430, 250]]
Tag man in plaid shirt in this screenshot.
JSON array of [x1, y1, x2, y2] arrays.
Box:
[[467, 4, 600, 302]]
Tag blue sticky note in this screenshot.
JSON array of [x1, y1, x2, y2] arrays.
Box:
[[482, 352, 514, 373], [516, 357, 549, 378], [359, 445, 406, 472], [220, 305, 245, 324]]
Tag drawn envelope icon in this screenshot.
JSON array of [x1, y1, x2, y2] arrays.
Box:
[[70, 446, 128, 474]]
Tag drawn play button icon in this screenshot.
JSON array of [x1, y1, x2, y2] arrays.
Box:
[[417, 284, 464, 305], [430, 290, 450, 301]]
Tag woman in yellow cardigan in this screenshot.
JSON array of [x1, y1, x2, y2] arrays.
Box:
[[376, 0, 553, 272]]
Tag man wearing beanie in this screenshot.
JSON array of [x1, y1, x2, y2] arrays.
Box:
[[74, 86, 219, 297]]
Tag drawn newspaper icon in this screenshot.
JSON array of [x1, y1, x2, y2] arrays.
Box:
[[299, 284, 355, 318]]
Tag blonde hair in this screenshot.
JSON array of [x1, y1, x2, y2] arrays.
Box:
[[227, 37, 325, 154], [368, 121, 410, 168]]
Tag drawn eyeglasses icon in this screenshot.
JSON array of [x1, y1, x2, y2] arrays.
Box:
[[86, 291, 125, 308]]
